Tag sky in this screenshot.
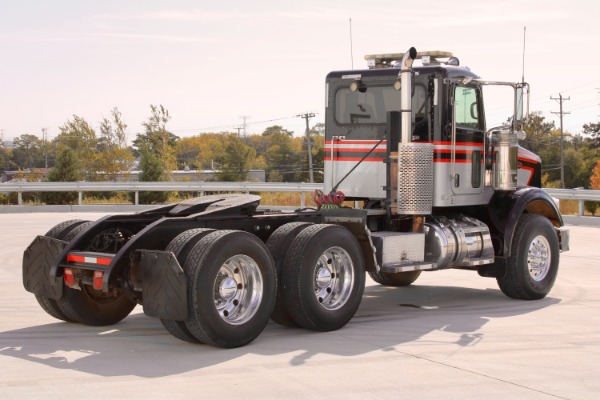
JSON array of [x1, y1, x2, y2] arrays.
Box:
[[1, 0, 599, 144]]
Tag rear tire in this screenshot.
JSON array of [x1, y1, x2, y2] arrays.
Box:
[[497, 214, 559, 300], [34, 220, 89, 322], [368, 270, 421, 287], [266, 222, 312, 327], [282, 224, 365, 332], [57, 285, 137, 326], [56, 222, 136, 326], [160, 228, 214, 343], [184, 230, 277, 348]]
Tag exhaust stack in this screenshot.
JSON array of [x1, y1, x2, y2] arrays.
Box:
[[400, 47, 417, 144], [394, 47, 434, 217]]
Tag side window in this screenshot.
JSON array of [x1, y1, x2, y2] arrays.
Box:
[[454, 87, 480, 130]]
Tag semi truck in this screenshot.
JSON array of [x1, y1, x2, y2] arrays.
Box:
[[23, 48, 570, 348]]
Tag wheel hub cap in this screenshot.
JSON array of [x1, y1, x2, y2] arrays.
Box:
[[213, 255, 263, 325], [313, 246, 354, 311], [316, 267, 332, 288], [528, 235, 551, 281], [219, 277, 238, 300]]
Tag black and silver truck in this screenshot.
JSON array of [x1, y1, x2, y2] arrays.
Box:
[[23, 48, 570, 348]]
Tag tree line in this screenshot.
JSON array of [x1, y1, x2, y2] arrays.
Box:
[[0, 105, 324, 204], [1, 105, 599, 206]]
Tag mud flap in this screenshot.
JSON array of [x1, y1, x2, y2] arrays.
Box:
[[23, 236, 66, 300], [477, 257, 507, 278], [139, 250, 188, 321]]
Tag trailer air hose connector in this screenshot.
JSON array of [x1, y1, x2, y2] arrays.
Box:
[[313, 190, 346, 210]]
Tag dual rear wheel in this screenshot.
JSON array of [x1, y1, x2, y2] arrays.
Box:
[[36, 220, 137, 326], [161, 223, 366, 347]]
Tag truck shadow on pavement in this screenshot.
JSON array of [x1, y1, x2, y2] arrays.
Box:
[[0, 284, 560, 378]]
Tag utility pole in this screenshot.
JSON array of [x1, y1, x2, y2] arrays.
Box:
[[41, 127, 48, 168], [297, 112, 315, 183], [234, 127, 242, 137], [239, 116, 250, 138], [550, 94, 570, 189]]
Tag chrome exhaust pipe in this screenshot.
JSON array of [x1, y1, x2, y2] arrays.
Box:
[[400, 47, 417, 144]]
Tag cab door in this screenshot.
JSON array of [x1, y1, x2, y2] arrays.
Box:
[[450, 85, 485, 197]]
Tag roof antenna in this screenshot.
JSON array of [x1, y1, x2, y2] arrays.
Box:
[[349, 18, 354, 69], [521, 26, 526, 83]]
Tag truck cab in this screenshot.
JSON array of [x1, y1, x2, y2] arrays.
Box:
[[324, 51, 540, 208]]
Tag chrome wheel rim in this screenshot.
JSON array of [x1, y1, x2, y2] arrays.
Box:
[[313, 246, 354, 310], [527, 235, 551, 281], [213, 255, 263, 325]]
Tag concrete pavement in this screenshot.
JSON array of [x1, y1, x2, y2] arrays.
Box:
[[1, 213, 598, 399]]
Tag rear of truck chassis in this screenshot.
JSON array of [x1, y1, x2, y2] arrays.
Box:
[[23, 48, 569, 348]]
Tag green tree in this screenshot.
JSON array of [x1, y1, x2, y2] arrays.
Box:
[[134, 149, 171, 204], [0, 146, 15, 171], [262, 125, 294, 137], [582, 122, 600, 149], [296, 122, 325, 183], [130, 105, 178, 201], [219, 136, 256, 181], [54, 115, 98, 179], [261, 126, 302, 182], [12, 134, 45, 169], [133, 105, 178, 172], [42, 148, 83, 205], [97, 107, 134, 179], [522, 112, 557, 155]]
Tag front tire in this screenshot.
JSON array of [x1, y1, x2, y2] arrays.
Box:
[[368, 270, 421, 287], [497, 214, 560, 300], [282, 224, 365, 332]]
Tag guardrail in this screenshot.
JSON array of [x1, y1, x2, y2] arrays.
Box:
[[544, 188, 600, 216], [1, 181, 323, 207], [1, 182, 599, 216]]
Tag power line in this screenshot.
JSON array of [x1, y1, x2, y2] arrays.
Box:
[[550, 93, 570, 188]]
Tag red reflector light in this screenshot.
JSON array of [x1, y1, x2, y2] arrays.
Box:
[[93, 271, 104, 290], [64, 268, 75, 287], [67, 254, 85, 263], [67, 253, 112, 266]]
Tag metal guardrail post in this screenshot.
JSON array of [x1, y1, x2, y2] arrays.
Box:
[[78, 192, 83, 205], [18, 192, 22, 206], [579, 200, 584, 216], [135, 191, 139, 205], [301, 192, 305, 207]]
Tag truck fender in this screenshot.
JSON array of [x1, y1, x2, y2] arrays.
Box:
[[500, 187, 564, 258], [321, 208, 378, 273]]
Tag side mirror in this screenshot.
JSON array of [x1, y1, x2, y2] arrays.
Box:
[[515, 87, 524, 121], [515, 84, 529, 123]]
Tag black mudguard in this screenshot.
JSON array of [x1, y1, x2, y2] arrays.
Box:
[[138, 250, 188, 321], [22, 236, 66, 300]]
